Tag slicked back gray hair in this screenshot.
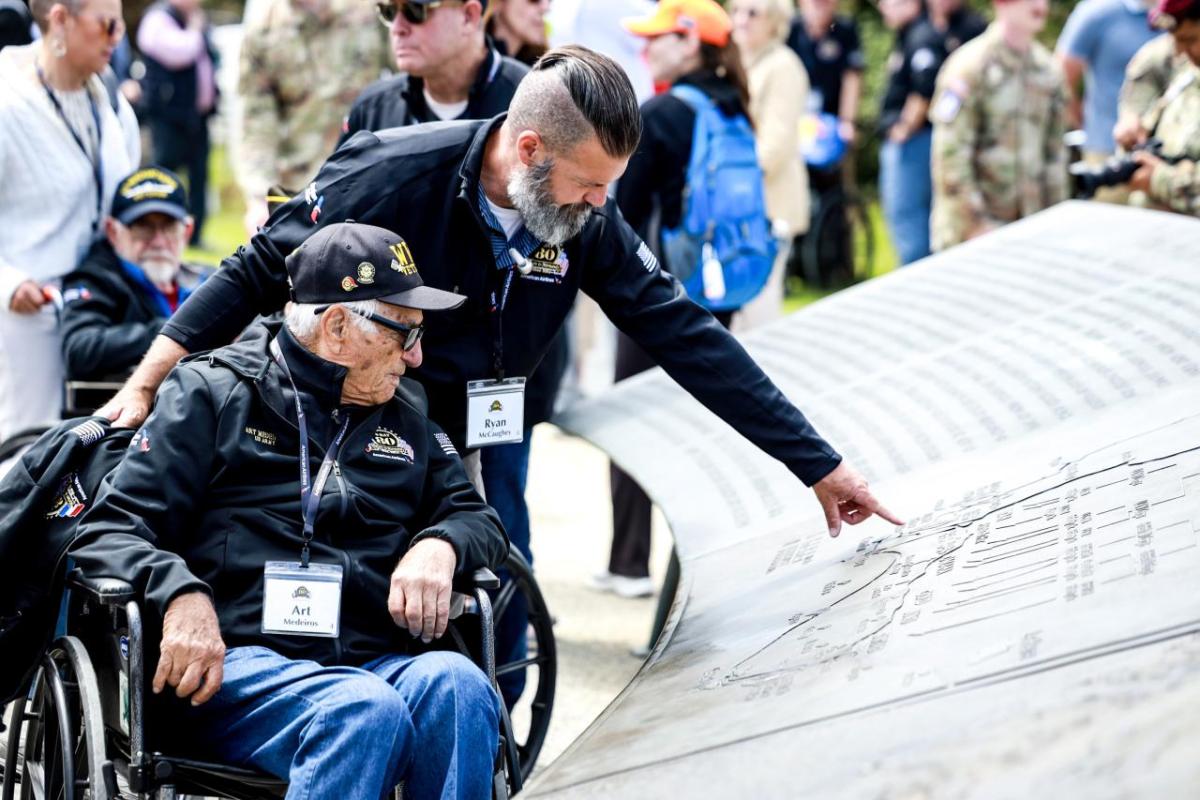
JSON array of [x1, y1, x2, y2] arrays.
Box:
[[284, 300, 379, 343], [509, 45, 642, 159]]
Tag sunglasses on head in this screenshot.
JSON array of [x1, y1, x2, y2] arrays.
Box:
[[375, 0, 462, 26], [314, 305, 426, 352]]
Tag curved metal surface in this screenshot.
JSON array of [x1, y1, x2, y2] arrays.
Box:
[[531, 204, 1200, 798]]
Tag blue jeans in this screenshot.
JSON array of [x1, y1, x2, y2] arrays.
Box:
[[177, 646, 500, 800], [479, 437, 532, 709], [879, 126, 933, 266]]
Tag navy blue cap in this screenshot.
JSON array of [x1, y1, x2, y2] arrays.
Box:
[[286, 223, 466, 311], [111, 167, 189, 225]]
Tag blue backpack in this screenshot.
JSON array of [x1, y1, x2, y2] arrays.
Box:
[[661, 85, 776, 313]]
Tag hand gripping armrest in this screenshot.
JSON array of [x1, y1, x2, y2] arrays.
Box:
[[68, 568, 137, 605]]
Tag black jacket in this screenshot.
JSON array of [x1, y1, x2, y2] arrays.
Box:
[[338, 45, 527, 148], [161, 116, 842, 486], [617, 71, 748, 250], [60, 239, 210, 380], [0, 418, 133, 703], [70, 322, 508, 667], [334, 44, 562, 426]]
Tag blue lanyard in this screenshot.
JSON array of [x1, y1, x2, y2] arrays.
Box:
[[37, 65, 104, 232], [271, 339, 350, 568]]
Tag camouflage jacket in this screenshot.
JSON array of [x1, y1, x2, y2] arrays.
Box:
[[235, 0, 390, 201], [930, 25, 1068, 251], [1145, 65, 1200, 216], [1117, 33, 1189, 127]]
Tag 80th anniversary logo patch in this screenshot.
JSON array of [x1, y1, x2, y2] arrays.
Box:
[[365, 427, 414, 464]]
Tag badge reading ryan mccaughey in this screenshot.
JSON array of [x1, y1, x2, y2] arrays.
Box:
[[465, 378, 525, 448]]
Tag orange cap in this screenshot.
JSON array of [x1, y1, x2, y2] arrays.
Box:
[[622, 0, 733, 47]]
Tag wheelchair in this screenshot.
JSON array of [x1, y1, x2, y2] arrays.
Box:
[[1, 549, 552, 800], [0, 385, 558, 796]]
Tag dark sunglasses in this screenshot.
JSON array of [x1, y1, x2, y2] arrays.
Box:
[[375, 0, 461, 26], [78, 11, 125, 38], [314, 305, 425, 351]]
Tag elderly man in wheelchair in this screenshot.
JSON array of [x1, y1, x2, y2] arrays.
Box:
[[46, 222, 511, 800]]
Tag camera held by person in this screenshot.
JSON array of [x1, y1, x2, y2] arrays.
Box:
[[1069, 138, 1177, 198]]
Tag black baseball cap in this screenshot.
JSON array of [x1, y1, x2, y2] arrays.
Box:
[[285, 223, 466, 311], [110, 167, 189, 226]]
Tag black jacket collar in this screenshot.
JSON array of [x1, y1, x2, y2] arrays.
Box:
[[204, 320, 431, 423], [456, 114, 506, 208], [274, 324, 348, 412], [403, 44, 501, 121]]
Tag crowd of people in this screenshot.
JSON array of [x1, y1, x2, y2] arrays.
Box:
[[0, 0, 1198, 795]]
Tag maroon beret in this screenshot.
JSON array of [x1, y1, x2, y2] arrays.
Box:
[[1151, 0, 1197, 29]]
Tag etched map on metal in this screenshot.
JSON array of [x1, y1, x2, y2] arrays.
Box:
[[534, 204, 1200, 798]]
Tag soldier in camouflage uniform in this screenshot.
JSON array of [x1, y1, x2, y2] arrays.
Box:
[[236, 0, 390, 235], [929, 0, 1068, 251], [1114, 32, 1189, 149], [1127, 0, 1200, 215]]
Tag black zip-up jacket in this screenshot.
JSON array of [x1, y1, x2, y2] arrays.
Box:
[[70, 322, 508, 667], [60, 239, 210, 380], [161, 116, 842, 486], [337, 45, 527, 149]]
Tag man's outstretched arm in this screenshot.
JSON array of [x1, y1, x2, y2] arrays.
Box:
[[98, 335, 188, 426]]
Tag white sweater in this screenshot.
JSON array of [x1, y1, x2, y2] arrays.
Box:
[[0, 44, 140, 307]]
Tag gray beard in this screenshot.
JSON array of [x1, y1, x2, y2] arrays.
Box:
[[140, 259, 179, 290], [507, 159, 592, 246]]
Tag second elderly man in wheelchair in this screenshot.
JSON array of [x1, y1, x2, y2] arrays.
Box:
[[59, 222, 511, 799]]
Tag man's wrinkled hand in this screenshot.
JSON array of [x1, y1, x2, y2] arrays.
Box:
[[155, 592, 225, 706], [812, 462, 904, 538], [97, 383, 154, 428], [388, 538, 457, 643]]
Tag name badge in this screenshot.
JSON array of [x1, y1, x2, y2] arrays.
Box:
[[262, 561, 342, 638], [466, 378, 525, 448]]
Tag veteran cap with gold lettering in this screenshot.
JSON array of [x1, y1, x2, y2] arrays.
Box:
[[285, 223, 466, 311]]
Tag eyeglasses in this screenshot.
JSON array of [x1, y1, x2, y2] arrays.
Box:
[[77, 11, 126, 39], [375, 0, 462, 26], [730, 5, 763, 18], [314, 305, 426, 351], [126, 217, 186, 241]]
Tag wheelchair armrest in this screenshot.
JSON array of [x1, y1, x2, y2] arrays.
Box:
[[68, 568, 137, 605], [451, 567, 499, 593], [470, 567, 500, 591]]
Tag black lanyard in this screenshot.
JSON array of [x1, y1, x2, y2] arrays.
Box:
[[271, 339, 350, 568], [490, 265, 515, 379], [36, 64, 104, 232]]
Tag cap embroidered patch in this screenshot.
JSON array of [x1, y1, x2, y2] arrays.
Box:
[[357, 262, 376, 284]]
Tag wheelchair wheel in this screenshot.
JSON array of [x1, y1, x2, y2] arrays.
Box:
[[493, 550, 556, 782], [14, 637, 109, 800]]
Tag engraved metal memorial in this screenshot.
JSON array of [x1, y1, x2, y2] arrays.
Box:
[[528, 203, 1200, 798]]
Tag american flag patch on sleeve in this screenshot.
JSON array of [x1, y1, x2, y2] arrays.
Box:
[[434, 432, 458, 457], [636, 240, 658, 272]]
